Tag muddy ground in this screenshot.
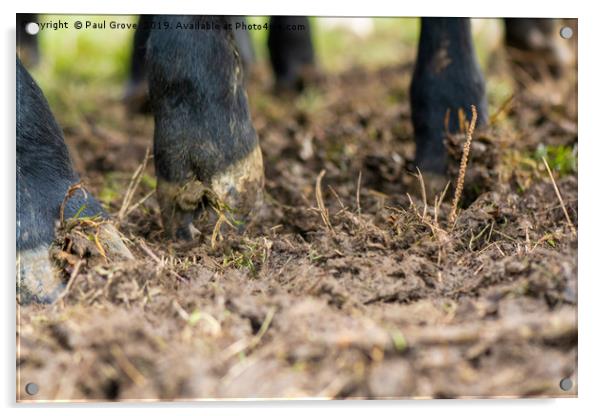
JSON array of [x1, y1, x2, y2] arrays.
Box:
[[17, 54, 577, 401]]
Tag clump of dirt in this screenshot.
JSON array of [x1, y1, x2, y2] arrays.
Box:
[[17, 59, 577, 401]]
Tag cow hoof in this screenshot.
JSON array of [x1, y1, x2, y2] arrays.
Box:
[[17, 245, 62, 304], [17, 223, 133, 304], [157, 145, 264, 241], [97, 223, 135, 261]]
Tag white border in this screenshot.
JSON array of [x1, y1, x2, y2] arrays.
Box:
[[2, 1, 598, 415]]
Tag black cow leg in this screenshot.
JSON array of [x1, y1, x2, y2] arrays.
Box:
[[147, 16, 264, 240], [267, 16, 316, 92], [17, 13, 39, 67], [124, 15, 256, 113], [410, 17, 488, 176], [504, 18, 570, 79], [123, 15, 153, 113], [16, 58, 132, 304]]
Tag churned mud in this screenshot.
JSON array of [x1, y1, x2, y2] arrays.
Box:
[[17, 57, 577, 401]]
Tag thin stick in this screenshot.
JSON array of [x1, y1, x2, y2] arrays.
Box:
[[416, 168, 428, 220], [93, 227, 107, 260], [59, 182, 86, 225], [118, 147, 151, 221], [221, 306, 276, 360], [448, 105, 478, 230], [542, 157, 577, 236], [139, 239, 161, 264], [458, 108, 466, 134], [125, 189, 156, 217], [211, 213, 227, 249], [327, 185, 346, 211], [406, 192, 416, 215], [110, 345, 147, 387], [315, 170, 333, 232], [355, 170, 362, 214], [54, 259, 84, 306], [434, 180, 451, 228]]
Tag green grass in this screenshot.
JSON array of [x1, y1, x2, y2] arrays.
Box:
[[535, 144, 578, 176], [30, 15, 135, 123], [222, 241, 267, 276], [98, 172, 122, 206], [501, 144, 578, 193], [35, 15, 134, 85]]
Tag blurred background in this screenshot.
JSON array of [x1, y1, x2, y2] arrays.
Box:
[[26, 16, 509, 117]]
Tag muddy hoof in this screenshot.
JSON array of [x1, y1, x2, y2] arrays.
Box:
[[17, 245, 63, 304], [97, 223, 135, 261], [147, 16, 265, 241], [157, 145, 264, 241], [17, 223, 133, 305]]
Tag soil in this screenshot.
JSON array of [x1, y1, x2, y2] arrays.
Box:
[[17, 58, 577, 401]]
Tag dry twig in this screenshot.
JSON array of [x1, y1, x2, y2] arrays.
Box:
[[315, 170, 334, 232], [59, 182, 87, 225], [541, 156, 577, 236], [416, 168, 428, 220], [118, 147, 151, 221], [355, 170, 362, 214]]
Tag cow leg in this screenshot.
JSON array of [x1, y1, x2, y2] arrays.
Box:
[[16, 13, 39, 66], [267, 16, 316, 92], [125, 15, 256, 113], [123, 15, 153, 113], [147, 15, 264, 240], [410, 17, 488, 175], [504, 18, 571, 79], [16, 58, 132, 304]]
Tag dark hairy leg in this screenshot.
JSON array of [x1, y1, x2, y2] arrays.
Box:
[[267, 16, 317, 92], [147, 15, 264, 240], [124, 15, 257, 113], [410, 17, 488, 175], [16, 58, 132, 303], [123, 15, 154, 113]]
